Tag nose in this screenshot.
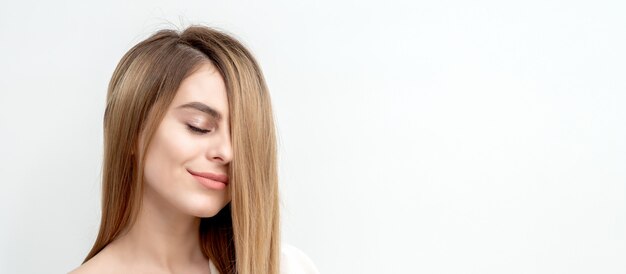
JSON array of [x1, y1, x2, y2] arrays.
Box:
[[207, 129, 233, 165]]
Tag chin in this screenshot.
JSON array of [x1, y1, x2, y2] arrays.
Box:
[[181, 196, 230, 218], [193, 208, 224, 218]]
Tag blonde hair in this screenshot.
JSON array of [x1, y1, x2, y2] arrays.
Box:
[[83, 25, 280, 274]]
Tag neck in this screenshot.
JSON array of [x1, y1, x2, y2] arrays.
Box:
[[112, 185, 207, 269]]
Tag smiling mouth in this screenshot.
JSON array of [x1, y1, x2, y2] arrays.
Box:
[[187, 169, 229, 190]]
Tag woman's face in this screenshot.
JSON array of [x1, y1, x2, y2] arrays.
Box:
[[139, 62, 233, 218]]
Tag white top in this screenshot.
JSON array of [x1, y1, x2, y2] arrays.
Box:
[[208, 243, 320, 274]]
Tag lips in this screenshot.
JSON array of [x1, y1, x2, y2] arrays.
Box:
[[187, 169, 229, 184]]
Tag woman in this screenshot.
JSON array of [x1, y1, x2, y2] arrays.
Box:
[[70, 25, 319, 274]]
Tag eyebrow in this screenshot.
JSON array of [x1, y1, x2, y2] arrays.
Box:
[[176, 102, 223, 121]]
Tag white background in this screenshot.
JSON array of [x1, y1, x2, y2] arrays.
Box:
[[1, 0, 625, 273]]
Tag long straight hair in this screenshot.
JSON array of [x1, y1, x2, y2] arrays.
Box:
[[83, 25, 280, 274]]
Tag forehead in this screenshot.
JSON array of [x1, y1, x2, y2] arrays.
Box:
[[170, 62, 228, 116]]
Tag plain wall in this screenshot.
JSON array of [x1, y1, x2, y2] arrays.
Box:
[[1, 0, 625, 273]]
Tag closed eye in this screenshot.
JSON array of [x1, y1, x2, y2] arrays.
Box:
[[186, 124, 211, 134]]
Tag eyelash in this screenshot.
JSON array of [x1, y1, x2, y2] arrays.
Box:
[[186, 124, 212, 134]]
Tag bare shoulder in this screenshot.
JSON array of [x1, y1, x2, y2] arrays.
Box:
[[67, 261, 97, 274], [67, 246, 121, 274], [280, 243, 320, 274]]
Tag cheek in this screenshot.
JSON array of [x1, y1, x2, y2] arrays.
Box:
[[143, 124, 197, 186]]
